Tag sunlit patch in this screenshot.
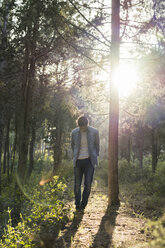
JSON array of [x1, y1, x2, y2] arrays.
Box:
[[113, 64, 138, 97]]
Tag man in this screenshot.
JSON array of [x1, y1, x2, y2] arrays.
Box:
[[71, 116, 100, 210]]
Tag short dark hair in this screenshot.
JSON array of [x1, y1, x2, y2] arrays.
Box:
[[77, 116, 88, 126]]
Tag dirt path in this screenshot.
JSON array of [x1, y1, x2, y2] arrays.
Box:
[[53, 190, 149, 248]]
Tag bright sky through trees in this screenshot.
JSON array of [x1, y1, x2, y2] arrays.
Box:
[[113, 63, 138, 97]]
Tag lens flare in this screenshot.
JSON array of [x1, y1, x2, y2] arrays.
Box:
[[113, 64, 138, 97], [16, 168, 65, 207]]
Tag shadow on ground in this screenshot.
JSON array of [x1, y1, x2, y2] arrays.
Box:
[[53, 209, 84, 248], [91, 205, 119, 248]]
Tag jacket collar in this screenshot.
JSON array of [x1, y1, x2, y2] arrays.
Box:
[[78, 126, 89, 133]]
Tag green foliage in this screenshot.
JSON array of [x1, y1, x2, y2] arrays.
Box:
[[57, 160, 75, 198], [0, 175, 17, 212], [0, 175, 69, 247], [58, 160, 74, 181], [145, 213, 165, 248], [95, 160, 108, 187], [142, 161, 165, 197], [94, 158, 165, 199], [0, 209, 33, 248]]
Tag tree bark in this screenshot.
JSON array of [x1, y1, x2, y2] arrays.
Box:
[[6, 116, 10, 181], [26, 118, 36, 179], [0, 120, 4, 195], [3, 137, 7, 174], [0, 0, 9, 72], [17, 34, 36, 184], [2, 117, 10, 176], [17, 14, 38, 184], [53, 119, 62, 174], [152, 128, 158, 173], [17, 59, 35, 184], [108, 0, 120, 206], [137, 127, 144, 169], [11, 120, 18, 177], [126, 130, 131, 164]]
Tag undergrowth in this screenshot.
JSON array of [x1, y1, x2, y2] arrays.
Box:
[[0, 172, 70, 248], [0, 157, 165, 247]]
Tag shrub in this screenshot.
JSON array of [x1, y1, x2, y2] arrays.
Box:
[[118, 159, 144, 183], [145, 213, 165, 248], [0, 209, 34, 248], [58, 160, 74, 182], [94, 160, 108, 187], [0, 176, 69, 247], [142, 161, 165, 197]]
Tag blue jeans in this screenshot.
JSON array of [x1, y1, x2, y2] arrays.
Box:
[[74, 158, 94, 207]]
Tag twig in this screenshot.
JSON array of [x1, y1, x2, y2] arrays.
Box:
[[68, 0, 111, 45]]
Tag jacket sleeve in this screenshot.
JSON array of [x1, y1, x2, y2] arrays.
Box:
[[95, 130, 100, 156], [71, 131, 74, 153]]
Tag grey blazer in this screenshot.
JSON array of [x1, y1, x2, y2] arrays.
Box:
[[71, 126, 100, 167]]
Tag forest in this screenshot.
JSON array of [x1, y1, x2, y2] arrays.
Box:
[[0, 0, 165, 247]]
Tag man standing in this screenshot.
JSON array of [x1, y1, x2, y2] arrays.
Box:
[[71, 116, 100, 210]]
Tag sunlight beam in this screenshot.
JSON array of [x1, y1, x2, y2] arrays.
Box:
[[113, 64, 138, 97]]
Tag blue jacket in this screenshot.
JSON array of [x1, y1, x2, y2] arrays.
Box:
[[71, 126, 100, 167]]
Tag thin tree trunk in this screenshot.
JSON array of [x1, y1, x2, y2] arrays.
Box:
[[127, 130, 131, 164], [6, 116, 10, 181], [26, 118, 36, 179], [0, 0, 9, 72], [0, 137, 1, 194], [3, 142, 6, 174], [53, 121, 62, 174], [152, 128, 158, 173], [11, 120, 18, 177], [17, 10, 39, 184], [139, 143, 144, 169], [138, 128, 144, 169], [3, 125, 8, 174], [17, 47, 36, 184], [0, 124, 4, 195], [108, 0, 120, 206]]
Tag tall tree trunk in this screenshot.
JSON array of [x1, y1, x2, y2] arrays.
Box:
[[6, 116, 10, 181], [3, 116, 10, 180], [0, 0, 8, 72], [139, 142, 144, 169], [17, 12, 38, 184], [0, 121, 4, 195], [17, 40, 36, 184], [0, 137, 2, 195], [11, 119, 18, 177], [138, 128, 144, 169], [0, 0, 9, 192], [126, 130, 131, 164], [53, 120, 62, 174], [108, 0, 120, 206], [152, 128, 158, 173], [3, 139, 7, 174], [26, 118, 36, 179]]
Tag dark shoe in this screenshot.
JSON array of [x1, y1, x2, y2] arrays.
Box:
[[80, 204, 86, 210], [75, 206, 84, 213]]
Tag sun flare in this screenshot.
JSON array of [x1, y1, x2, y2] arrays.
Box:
[[113, 64, 138, 97]]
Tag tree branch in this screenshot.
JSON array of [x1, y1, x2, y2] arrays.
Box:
[[55, 27, 110, 75], [68, 0, 111, 45], [59, 13, 111, 49]]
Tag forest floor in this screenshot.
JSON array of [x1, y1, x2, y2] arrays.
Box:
[[42, 186, 155, 248]]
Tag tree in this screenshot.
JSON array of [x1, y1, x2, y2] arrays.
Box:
[[108, 0, 120, 206]]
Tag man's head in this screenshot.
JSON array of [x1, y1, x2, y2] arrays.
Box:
[[77, 116, 88, 132]]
